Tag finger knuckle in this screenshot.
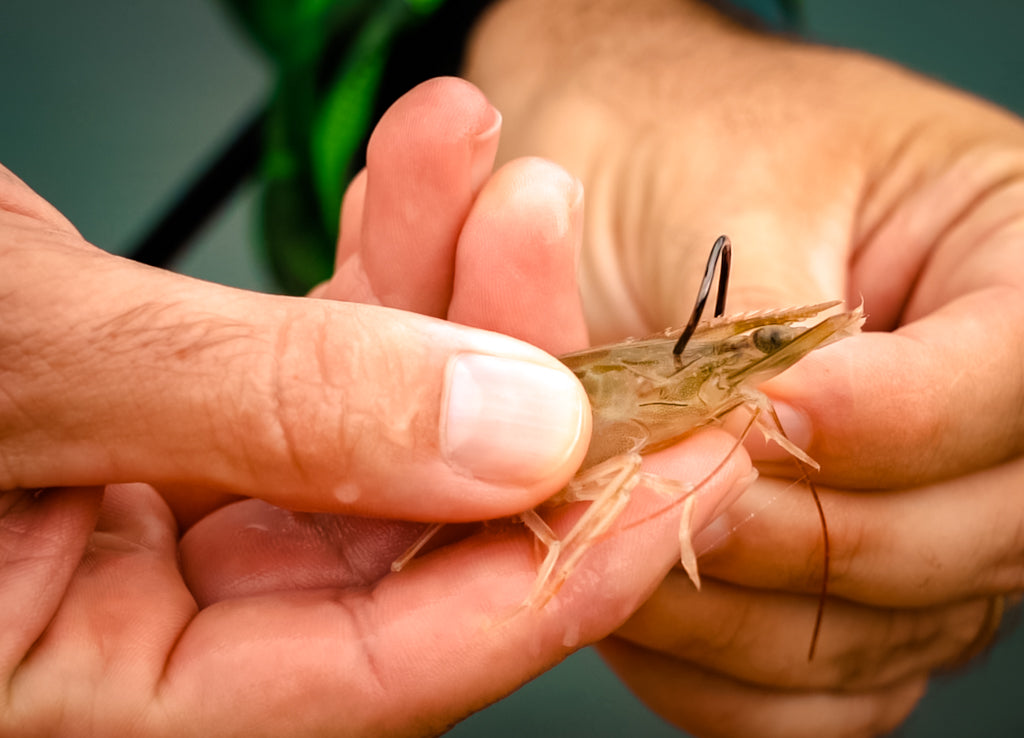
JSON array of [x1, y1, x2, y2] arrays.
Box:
[[983, 476, 1024, 592], [823, 501, 873, 593], [259, 310, 347, 485]]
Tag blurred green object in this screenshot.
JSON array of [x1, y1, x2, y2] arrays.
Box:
[[222, 0, 798, 294], [219, 0, 443, 293]]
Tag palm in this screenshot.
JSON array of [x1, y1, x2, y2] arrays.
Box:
[[0, 483, 624, 734]]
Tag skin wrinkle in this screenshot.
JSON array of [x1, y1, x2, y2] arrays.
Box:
[[849, 610, 919, 688], [163, 319, 274, 494], [331, 307, 381, 498], [597, 122, 700, 333], [361, 342, 427, 476], [301, 307, 351, 487], [3, 298, 73, 388], [336, 590, 390, 707], [310, 303, 439, 507], [310, 307, 337, 391], [629, 127, 684, 329], [269, 314, 313, 491], [910, 175, 1024, 320], [1, 488, 98, 633], [540, 44, 866, 328], [987, 462, 1024, 590], [155, 611, 200, 711], [821, 494, 873, 596], [852, 123, 935, 272], [849, 100, 952, 327], [91, 301, 181, 343], [856, 132, 1024, 328], [89, 299, 240, 361], [0, 385, 39, 490], [1003, 515, 1024, 588], [583, 135, 651, 340], [0, 515, 72, 628], [77, 507, 184, 679], [923, 213, 1024, 315], [860, 608, 915, 688], [703, 585, 756, 659], [0, 208, 78, 245], [321, 517, 379, 586], [1015, 356, 1024, 457], [186, 588, 405, 735], [926, 602, 985, 668], [906, 293, 1024, 474], [889, 606, 956, 682], [605, 126, 670, 334], [818, 605, 914, 690]]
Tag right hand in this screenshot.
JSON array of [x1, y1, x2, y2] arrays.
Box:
[[465, 1, 1024, 735]]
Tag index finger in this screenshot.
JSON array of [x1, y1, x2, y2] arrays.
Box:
[[697, 455, 1024, 608], [757, 287, 1024, 488]]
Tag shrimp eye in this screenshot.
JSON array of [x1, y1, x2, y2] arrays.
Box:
[[752, 326, 788, 353]]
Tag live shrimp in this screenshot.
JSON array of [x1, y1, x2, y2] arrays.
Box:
[[396, 236, 863, 657]]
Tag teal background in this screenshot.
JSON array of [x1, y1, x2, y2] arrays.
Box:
[[2, 1, 1023, 735]]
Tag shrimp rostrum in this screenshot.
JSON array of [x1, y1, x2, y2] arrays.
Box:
[[398, 236, 864, 625]]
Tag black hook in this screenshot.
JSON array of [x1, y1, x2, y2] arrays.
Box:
[[672, 235, 731, 356]]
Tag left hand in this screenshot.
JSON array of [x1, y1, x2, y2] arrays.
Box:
[[170, 77, 753, 735], [466, 1, 1024, 736], [0, 77, 752, 736]]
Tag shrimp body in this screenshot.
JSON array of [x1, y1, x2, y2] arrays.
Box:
[[394, 295, 862, 615], [393, 234, 860, 656], [523, 300, 864, 606], [561, 300, 862, 472]]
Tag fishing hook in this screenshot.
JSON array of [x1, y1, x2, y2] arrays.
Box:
[[672, 235, 732, 356]]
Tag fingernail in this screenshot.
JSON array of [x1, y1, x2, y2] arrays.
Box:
[[475, 103, 502, 141], [746, 401, 812, 462], [470, 106, 502, 192], [442, 353, 587, 483]]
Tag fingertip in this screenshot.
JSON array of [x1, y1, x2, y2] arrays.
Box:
[[377, 76, 498, 140], [450, 156, 587, 355], [334, 168, 367, 269], [755, 332, 941, 485], [264, 310, 593, 522], [361, 77, 502, 316]]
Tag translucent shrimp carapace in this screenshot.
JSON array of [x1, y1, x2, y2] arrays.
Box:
[[396, 236, 864, 659]]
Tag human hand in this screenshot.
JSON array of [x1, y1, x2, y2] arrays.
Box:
[[0, 75, 752, 734], [1, 157, 594, 523], [179, 75, 753, 732], [466, 0, 1024, 735]]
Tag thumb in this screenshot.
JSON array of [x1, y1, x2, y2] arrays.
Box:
[[2, 232, 590, 521]]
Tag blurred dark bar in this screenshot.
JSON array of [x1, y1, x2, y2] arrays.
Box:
[[127, 109, 264, 267]]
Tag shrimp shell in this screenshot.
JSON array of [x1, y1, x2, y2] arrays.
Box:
[[523, 300, 864, 607]]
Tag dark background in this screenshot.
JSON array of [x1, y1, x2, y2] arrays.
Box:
[[3, 1, 1022, 735]]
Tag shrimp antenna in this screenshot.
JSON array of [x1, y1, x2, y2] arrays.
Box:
[[673, 235, 732, 356]]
